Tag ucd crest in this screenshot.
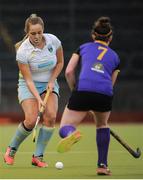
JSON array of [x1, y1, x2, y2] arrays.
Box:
[[47, 44, 53, 53]]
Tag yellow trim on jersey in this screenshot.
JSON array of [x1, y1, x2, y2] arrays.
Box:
[[95, 40, 108, 46]]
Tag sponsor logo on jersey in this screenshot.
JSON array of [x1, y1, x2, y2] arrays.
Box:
[[91, 63, 104, 73]]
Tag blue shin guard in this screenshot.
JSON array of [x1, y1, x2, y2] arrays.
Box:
[[59, 125, 76, 138], [34, 126, 54, 157], [57, 125, 82, 153], [9, 123, 32, 150]]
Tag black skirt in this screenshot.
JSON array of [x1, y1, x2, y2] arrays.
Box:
[[67, 90, 113, 112]]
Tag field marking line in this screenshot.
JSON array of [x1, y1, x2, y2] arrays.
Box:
[[0, 150, 134, 154]]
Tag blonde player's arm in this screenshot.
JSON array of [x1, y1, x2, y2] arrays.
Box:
[[65, 53, 80, 91], [18, 62, 44, 109], [48, 46, 64, 91]]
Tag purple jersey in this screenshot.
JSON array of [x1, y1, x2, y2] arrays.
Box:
[[76, 41, 120, 96]]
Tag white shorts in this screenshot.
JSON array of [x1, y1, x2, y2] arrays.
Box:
[[18, 79, 59, 103]]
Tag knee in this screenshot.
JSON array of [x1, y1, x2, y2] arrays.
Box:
[[47, 111, 57, 121], [96, 121, 108, 128], [43, 111, 57, 127], [24, 113, 37, 129]]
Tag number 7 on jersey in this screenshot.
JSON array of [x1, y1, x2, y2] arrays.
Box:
[[97, 46, 108, 60]]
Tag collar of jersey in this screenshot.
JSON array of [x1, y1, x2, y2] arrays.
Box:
[[95, 40, 108, 46], [27, 38, 46, 51]]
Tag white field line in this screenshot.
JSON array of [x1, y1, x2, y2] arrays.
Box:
[[0, 150, 136, 154]]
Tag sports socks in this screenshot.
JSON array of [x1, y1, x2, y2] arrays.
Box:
[[9, 122, 32, 150], [59, 125, 76, 138], [96, 128, 110, 167], [34, 126, 54, 157]]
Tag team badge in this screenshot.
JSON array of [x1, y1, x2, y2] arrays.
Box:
[[47, 45, 53, 52]]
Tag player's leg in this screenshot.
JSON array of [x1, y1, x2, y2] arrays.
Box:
[[94, 111, 111, 175], [4, 99, 38, 165], [32, 92, 58, 167], [57, 107, 87, 153]]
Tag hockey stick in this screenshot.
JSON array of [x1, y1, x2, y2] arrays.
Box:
[[32, 89, 50, 143], [110, 129, 141, 158], [89, 111, 141, 158]]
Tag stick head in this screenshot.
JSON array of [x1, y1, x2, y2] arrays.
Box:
[[134, 148, 141, 158]]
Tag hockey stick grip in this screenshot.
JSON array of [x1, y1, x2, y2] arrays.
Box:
[[39, 89, 50, 113], [32, 89, 50, 142]]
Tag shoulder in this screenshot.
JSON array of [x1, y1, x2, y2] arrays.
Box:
[[79, 42, 96, 52], [16, 39, 33, 60], [74, 42, 93, 55], [44, 33, 61, 49], [17, 38, 33, 53], [80, 42, 93, 48], [78, 42, 94, 52], [44, 33, 61, 42], [109, 47, 119, 58]]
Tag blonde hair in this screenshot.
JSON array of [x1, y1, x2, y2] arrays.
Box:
[[24, 13, 44, 33], [15, 14, 44, 51]]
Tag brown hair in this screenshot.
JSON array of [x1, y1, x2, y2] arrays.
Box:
[[91, 16, 113, 42]]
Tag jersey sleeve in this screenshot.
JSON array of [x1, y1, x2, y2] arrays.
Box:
[[114, 54, 120, 71], [16, 47, 28, 64], [74, 47, 80, 55], [48, 34, 61, 50]]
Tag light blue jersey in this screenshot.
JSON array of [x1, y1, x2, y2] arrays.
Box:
[[16, 33, 61, 103], [16, 33, 61, 82]]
